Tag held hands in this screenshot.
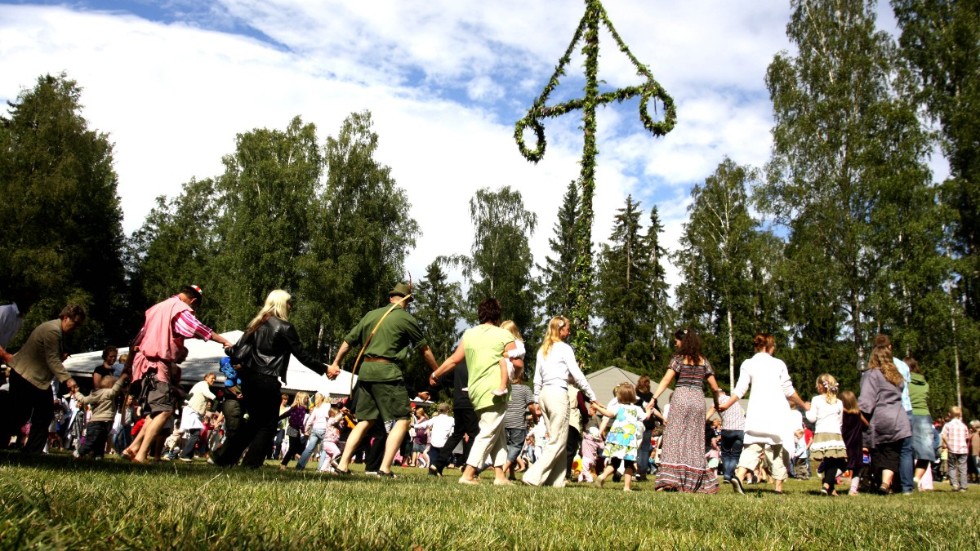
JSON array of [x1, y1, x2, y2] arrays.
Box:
[[326, 363, 341, 380]]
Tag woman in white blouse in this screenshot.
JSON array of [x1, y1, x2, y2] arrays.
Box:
[[719, 333, 808, 494], [521, 316, 599, 487]]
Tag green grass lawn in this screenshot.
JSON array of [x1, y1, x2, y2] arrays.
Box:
[[1, 452, 977, 550]]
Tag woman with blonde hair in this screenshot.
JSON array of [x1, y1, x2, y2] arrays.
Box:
[[859, 340, 912, 493], [210, 290, 327, 469], [521, 316, 599, 487]]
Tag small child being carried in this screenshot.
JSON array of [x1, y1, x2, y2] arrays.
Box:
[[493, 320, 526, 396]]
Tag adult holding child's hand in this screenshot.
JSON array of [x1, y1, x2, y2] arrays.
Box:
[[521, 316, 598, 488]]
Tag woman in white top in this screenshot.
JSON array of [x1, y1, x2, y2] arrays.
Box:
[[521, 316, 599, 487], [719, 333, 808, 494]]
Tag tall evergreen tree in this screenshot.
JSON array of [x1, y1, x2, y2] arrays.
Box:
[[0, 73, 127, 347], [594, 196, 668, 374], [893, 0, 980, 320], [760, 0, 935, 372], [538, 180, 580, 320], [641, 206, 675, 367], [406, 260, 465, 395]]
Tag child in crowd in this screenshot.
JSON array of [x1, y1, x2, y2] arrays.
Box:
[[413, 402, 455, 476], [706, 435, 721, 473], [593, 383, 654, 491], [806, 374, 847, 496], [578, 426, 603, 482], [792, 429, 810, 480], [163, 429, 183, 460], [494, 320, 525, 396], [941, 406, 969, 491], [839, 389, 865, 495], [316, 405, 345, 472], [73, 374, 128, 459]]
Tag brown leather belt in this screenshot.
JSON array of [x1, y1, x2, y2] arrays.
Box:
[[363, 358, 392, 364]]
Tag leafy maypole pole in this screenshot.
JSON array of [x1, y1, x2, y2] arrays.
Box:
[[515, 0, 676, 362]]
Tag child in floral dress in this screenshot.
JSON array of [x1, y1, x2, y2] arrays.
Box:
[[593, 383, 653, 491]]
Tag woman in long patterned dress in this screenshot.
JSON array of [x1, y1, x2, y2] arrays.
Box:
[[651, 328, 723, 493]]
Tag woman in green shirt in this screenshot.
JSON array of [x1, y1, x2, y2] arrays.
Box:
[[430, 298, 517, 486], [906, 357, 937, 485]]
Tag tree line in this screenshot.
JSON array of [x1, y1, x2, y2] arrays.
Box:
[[1, 0, 976, 417]]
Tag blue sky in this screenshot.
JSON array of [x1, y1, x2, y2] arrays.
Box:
[[0, 0, 925, 288]]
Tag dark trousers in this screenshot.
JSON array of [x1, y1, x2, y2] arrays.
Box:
[[821, 457, 846, 491], [281, 433, 306, 465], [637, 428, 653, 476], [365, 420, 387, 472], [179, 428, 202, 459], [78, 420, 110, 458], [720, 429, 744, 481], [271, 428, 284, 459], [211, 372, 281, 468], [221, 399, 244, 449], [566, 426, 582, 478], [436, 408, 478, 474], [0, 371, 54, 453]]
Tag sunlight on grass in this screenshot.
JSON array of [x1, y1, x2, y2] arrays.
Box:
[[1, 453, 978, 550]]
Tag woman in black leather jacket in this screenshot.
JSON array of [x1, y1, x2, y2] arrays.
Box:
[[211, 289, 327, 468]]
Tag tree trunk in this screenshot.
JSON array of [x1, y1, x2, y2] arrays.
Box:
[[727, 307, 734, 388]]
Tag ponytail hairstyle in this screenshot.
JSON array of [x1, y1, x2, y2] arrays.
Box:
[[673, 327, 702, 364], [752, 333, 769, 352], [816, 373, 839, 404], [539, 316, 570, 359]]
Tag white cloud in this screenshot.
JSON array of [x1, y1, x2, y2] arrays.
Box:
[[6, 0, 910, 311]]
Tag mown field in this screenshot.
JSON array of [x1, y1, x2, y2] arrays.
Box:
[[1, 453, 977, 550]]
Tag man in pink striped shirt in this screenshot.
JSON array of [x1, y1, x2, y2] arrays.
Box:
[[123, 285, 233, 463]]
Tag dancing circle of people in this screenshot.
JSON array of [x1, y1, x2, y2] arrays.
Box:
[[1, 285, 977, 496]]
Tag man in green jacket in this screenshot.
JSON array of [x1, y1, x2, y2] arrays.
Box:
[[0, 304, 85, 453], [327, 283, 439, 477]]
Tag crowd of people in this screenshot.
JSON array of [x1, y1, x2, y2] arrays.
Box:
[[1, 285, 979, 497]]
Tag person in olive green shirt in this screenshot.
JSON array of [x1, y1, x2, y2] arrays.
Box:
[[1, 304, 85, 453], [429, 298, 517, 486], [327, 283, 439, 477], [906, 357, 937, 485]]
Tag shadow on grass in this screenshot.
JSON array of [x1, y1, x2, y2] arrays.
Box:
[[0, 449, 387, 484]]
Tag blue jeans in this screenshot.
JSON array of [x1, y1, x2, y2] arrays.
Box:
[[296, 428, 326, 470], [899, 411, 914, 493], [179, 428, 201, 459], [720, 429, 744, 481], [637, 429, 653, 475], [505, 428, 527, 463]]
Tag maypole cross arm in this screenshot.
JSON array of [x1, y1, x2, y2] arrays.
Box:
[[514, 0, 676, 362], [514, 0, 676, 163]]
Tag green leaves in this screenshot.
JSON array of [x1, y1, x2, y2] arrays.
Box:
[[0, 73, 127, 347]]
